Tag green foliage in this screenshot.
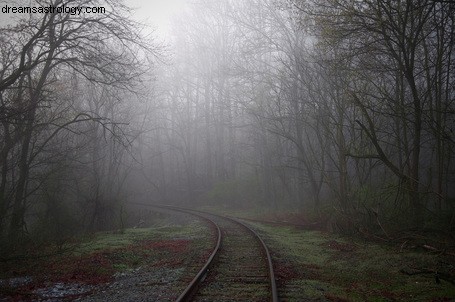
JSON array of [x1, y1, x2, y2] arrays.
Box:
[[203, 177, 262, 207], [73, 222, 205, 255], [253, 223, 455, 301], [32, 198, 81, 245], [0, 220, 210, 282]]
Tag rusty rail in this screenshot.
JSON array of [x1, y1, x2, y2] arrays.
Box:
[[143, 204, 278, 302], [173, 210, 221, 302], [231, 217, 279, 302]]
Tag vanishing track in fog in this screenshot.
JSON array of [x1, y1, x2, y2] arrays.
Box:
[[152, 206, 278, 302]]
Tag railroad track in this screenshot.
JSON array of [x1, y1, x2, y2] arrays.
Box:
[[151, 205, 278, 302]]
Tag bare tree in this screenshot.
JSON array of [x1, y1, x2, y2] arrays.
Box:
[[0, 0, 158, 246]]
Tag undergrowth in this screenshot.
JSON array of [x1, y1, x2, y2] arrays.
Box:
[[250, 222, 455, 301]]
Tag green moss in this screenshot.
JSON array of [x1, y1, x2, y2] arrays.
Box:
[[112, 263, 129, 271], [249, 222, 455, 301], [202, 177, 262, 207], [72, 222, 205, 256]]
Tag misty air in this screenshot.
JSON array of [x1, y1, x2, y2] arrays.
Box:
[[0, 0, 454, 301]]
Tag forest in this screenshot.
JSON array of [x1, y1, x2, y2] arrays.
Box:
[[0, 0, 454, 253]]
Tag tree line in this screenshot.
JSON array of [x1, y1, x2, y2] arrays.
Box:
[[1, 0, 454, 254], [0, 0, 158, 252], [144, 0, 454, 234]]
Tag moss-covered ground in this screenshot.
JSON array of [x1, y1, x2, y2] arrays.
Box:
[[196, 204, 454, 300], [2, 206, 454, 301], [250, 223, 455, 301], [0, 212, 213, 300]]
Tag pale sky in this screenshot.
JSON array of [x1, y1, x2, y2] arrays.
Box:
[[0, 0, 188, 34], [126, 0, 188, 36]]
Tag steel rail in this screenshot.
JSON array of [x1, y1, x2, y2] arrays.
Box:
[[173, 210, 221, 302], [139, 204, 278, 302], [146, 205, 222, 302], [167, 206, 278, 302], [230, 217, 279, 302]]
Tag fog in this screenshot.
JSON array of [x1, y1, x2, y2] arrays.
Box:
[[126, 0, 187, 35], [0, 0, 454, 248]]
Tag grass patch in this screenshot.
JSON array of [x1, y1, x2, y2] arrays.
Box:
[[73, 224, 202, 255], [0, 219, 212, 300], [250, 223, 455, 301]]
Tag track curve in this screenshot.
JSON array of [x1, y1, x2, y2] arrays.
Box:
[[152, 205, 278, 302]]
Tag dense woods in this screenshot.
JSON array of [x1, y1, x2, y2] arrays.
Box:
[[0, 0, 158, 251], [1, 0, 454, 253]]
